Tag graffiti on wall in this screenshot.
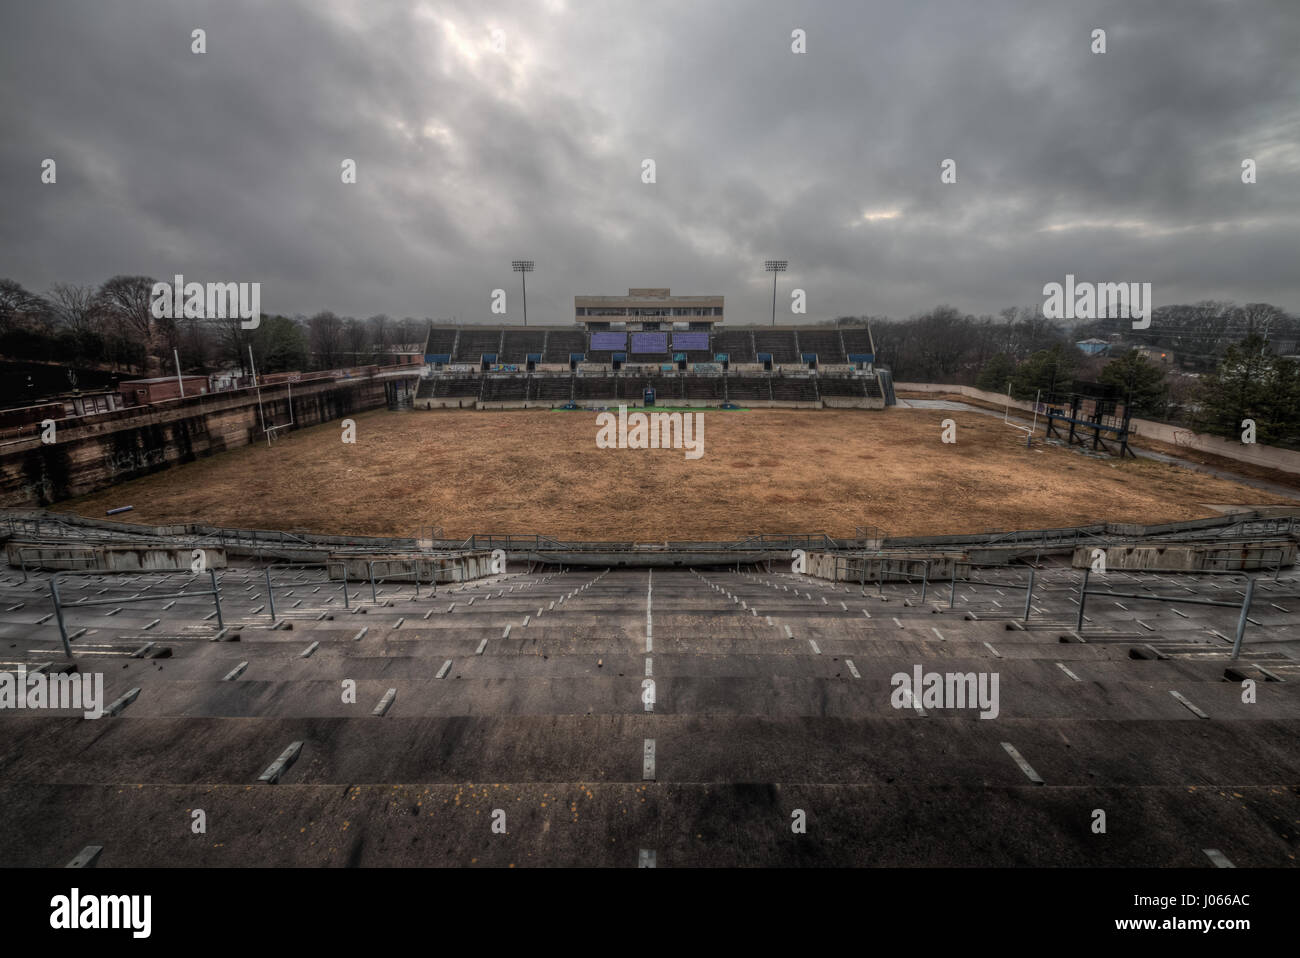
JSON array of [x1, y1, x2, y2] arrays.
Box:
[[19, 475, 54, 502], [103, 447, 166, 477]]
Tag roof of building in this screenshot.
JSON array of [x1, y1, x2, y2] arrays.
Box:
[[119, 376, 209, 385]]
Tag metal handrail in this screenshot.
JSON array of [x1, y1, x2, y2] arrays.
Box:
[[8, 507, 1296, 567], [17, 545, 98, 583], [48, 569, 224, 659], [262, 562, 352, 617], [1075, 569, 1258, 659]]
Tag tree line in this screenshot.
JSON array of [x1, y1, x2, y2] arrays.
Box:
[[0, 276, 429, 379], [832, 302, 1299, 448], [4, 276, 1295, 447]]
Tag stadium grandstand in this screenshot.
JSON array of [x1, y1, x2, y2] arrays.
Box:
[[416, 288, 888, 410]]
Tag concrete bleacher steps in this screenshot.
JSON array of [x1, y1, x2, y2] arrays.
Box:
[[1, 560, 1296, 867], [453, 329, 505, 364], [753, 330, 801, 363], [818, 377, 869, 398], [432, 376, 480, 398], [481, 377, 529, 402], [423, 326, 877, 374], [500, 330, 547, 363], [534, 376, 574, 400], [423, 328, 457, 357], [725, 376, 771, 401], [464, 371, 880, 408], [795, 330, 846, 363], [840, 328, 874, 357], [544, 330, 586, 363], [3, 778, 1293, 867], [574, 377, 617, 399], [420, 357, 882, 408], [713, 329, 756, 362], [770, 377, 818, 402]]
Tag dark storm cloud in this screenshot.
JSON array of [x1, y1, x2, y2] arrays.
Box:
[[2, 0, 1297, 324]]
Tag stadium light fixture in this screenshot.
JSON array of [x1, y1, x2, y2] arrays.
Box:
[[512, 260, 535, 326], [764, 260, 788, 326]]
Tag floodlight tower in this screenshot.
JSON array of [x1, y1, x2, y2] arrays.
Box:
[[764, 260, 788, 326], [512, 260, 534, 326]]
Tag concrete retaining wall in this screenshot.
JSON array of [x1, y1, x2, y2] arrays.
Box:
[[1071, 541, 1296, 572], [822, 396, 887, 409], [326, 551, 496, 584], [6, 540, 228, 572], [805, 551, 970, 582], [896, 381, 1300, 476], [415, 396, 479, 410], [1, 378, 389, 507]]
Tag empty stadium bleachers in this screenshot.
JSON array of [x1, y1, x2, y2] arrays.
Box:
[[796, 330, 846, 363], [543, 329, 587, 363], [432, 376, 481, 398], [3, 530, 1294, 870], [454, 328, 506, 363], [713, 329, 755, 362], [500, 329, 548, 363], [416, 324, 885, 407], [644, 375, 684, 401], [685, 376, 726, 400], [574, 376, 617, 399], [770, 376, 819, 402], [424, 327, 457, 358], [481, 377, 529, 402], [816, 376, 867, 397], [725, 376, 771, 401], [840, 328, 874, 359], [533, 375, 573, 400], [421, 369, 881, 406], [425, 324, 871, 371], [752, 330, 800, 364]]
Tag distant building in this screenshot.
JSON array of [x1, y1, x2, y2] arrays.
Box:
[[380, 350, 423, 365], [1133, 345, 1174, 366], [59, 390, 124, 417], [119, 376, 209, 406], [1075, 338, 1110, 356], [574, 288, 723, 329]]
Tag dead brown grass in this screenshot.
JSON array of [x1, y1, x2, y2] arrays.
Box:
[[898, 390, 1300, 491], [53, 408, 1287, 540]]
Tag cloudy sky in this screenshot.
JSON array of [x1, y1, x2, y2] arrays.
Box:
[[3, 0, 1298, 324]]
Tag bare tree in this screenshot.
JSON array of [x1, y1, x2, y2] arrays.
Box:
[[308, 311, 344, 369], [212, 312, 254, 376], [46, 283, 101, 334], [95, 275, 154, 340], [1236, 302, 1285, 344], [0, 279, 49, 333], [398, 317, 424, 347], [367, 313, 391, 355], [176, 314, 215, 373], [343, 316, 368, 362], [96, 275, 161, 372]]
